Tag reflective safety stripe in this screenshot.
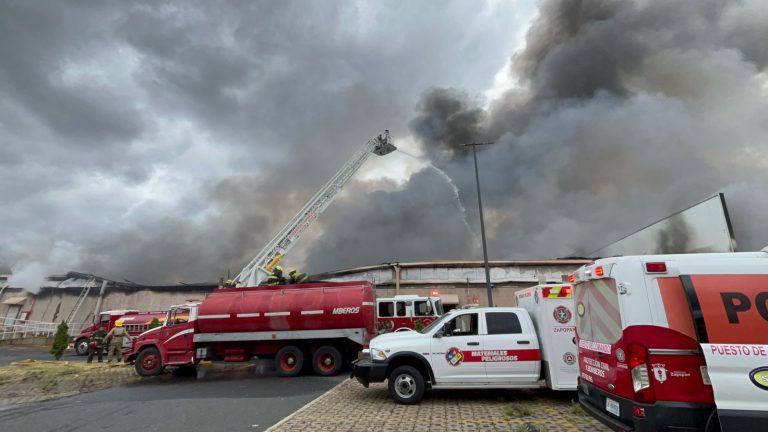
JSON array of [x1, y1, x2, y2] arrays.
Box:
[[264, 312, 290, 317], [361, 302, 375, 306], [301, 310, 323, 315], [236, 313, 260, 318], [586, 279, 622, 343], [198, 314, 229, 319], [164, 328, 194, 343]]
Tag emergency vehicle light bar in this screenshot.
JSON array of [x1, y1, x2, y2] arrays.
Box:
[[542, 286, 572, 298], [644, 262, 667, 273]]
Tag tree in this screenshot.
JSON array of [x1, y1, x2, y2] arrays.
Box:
[[50, 321, 69, 360], [149, 318, 161, 329]]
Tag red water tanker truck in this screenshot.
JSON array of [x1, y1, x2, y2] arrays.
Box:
[[126, 281, 441, 377]]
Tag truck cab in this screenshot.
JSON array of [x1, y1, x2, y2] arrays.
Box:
[[375, 295, 443, 333], [352, 307, 544, 404], [71, 309, 139, 355], [127, 303, 198, 376]]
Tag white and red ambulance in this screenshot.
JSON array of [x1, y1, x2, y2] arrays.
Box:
[[571, 250, 768, 432], [515, 283, 578, 390]]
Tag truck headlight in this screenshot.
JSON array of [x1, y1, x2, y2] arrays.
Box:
[[370, 348, 387, 361]]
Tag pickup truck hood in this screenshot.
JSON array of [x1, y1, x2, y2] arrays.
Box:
[[371, 330, 427, 349]]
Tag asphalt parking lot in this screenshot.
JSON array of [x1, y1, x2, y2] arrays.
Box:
[[0, 344, 87, 366]]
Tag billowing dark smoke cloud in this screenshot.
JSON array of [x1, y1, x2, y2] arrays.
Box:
[[3, 0, 768, 288], [0, 1, 530, 287], [395, 0, 768, 263]]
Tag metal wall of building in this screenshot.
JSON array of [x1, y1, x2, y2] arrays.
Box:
[[1, 260, 591, 332]]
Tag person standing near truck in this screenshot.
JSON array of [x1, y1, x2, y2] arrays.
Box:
[[87, 325, 107, 363], [105, 320, 129, 363]]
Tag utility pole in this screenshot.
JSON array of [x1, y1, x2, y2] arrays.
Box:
[[461, 141, 495, 307]]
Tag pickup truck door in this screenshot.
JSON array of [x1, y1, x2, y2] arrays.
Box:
[[482, 311, 541, 384], [430, 312, 485, 383]]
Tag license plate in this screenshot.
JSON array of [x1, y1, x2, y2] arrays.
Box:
[[606, 398, 620, 417]]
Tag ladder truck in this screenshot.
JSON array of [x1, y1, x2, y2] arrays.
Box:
[[234, 130, 396, 287], [126, 131, 415, 377]]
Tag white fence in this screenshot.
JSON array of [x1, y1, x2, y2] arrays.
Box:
[[0, 316, 59, 340]]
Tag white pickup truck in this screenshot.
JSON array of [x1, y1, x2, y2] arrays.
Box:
[[351, 302, 577, 404]]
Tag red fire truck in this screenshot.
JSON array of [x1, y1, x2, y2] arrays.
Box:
[[72, 310, 167, 355], [126, 282, 444, 377]]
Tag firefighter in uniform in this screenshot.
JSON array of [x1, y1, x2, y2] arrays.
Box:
[[288, 269, 308, 284], [87, 325, 107, 363], [105, 320, 130, 363], [267, 266, 286, 285]]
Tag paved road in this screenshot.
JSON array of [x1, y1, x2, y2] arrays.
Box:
[[0, 359, 346, 432], [0, 345, 86, 366]]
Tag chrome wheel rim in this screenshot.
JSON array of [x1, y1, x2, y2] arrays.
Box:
[[394, 374, 416, 399]]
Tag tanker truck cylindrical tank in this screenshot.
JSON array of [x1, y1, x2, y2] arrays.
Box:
[[196, 281, 376, 335]]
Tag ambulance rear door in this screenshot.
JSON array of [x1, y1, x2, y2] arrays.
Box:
[[539, 286, 578, 390]]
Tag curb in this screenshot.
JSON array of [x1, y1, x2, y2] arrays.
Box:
[[265, 378, 348, 432]]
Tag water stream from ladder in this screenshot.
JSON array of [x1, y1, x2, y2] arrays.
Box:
[[396, 149, 476, 238]]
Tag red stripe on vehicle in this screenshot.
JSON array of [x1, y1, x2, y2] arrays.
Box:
[[462, 349, 541, 362]]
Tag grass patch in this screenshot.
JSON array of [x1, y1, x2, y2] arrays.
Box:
[[515, 422, 547, 432], [568, 400, 587, 417], [0, 359, 134, 402], [503, 403, 532, 418]]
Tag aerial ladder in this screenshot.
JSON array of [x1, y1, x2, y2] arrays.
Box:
[[234, 130, 397, 287]]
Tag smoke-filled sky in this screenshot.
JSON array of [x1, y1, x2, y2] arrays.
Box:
[[2, 0, 768, 289]]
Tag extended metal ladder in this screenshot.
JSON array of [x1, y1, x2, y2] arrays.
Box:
[[235, 130, 396, 287], [65, 276, 95, 328]]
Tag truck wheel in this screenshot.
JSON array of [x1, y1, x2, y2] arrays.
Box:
[[276, 346, 304, 377], [312, 346, 343, 376], [135, 348, 163, 377], [388, 366, 425, 404], [75, 338, 90, 356]]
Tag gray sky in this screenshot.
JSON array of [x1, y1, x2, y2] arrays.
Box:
[[2, 0, 768, 289], [0, 0, 535, 287]]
